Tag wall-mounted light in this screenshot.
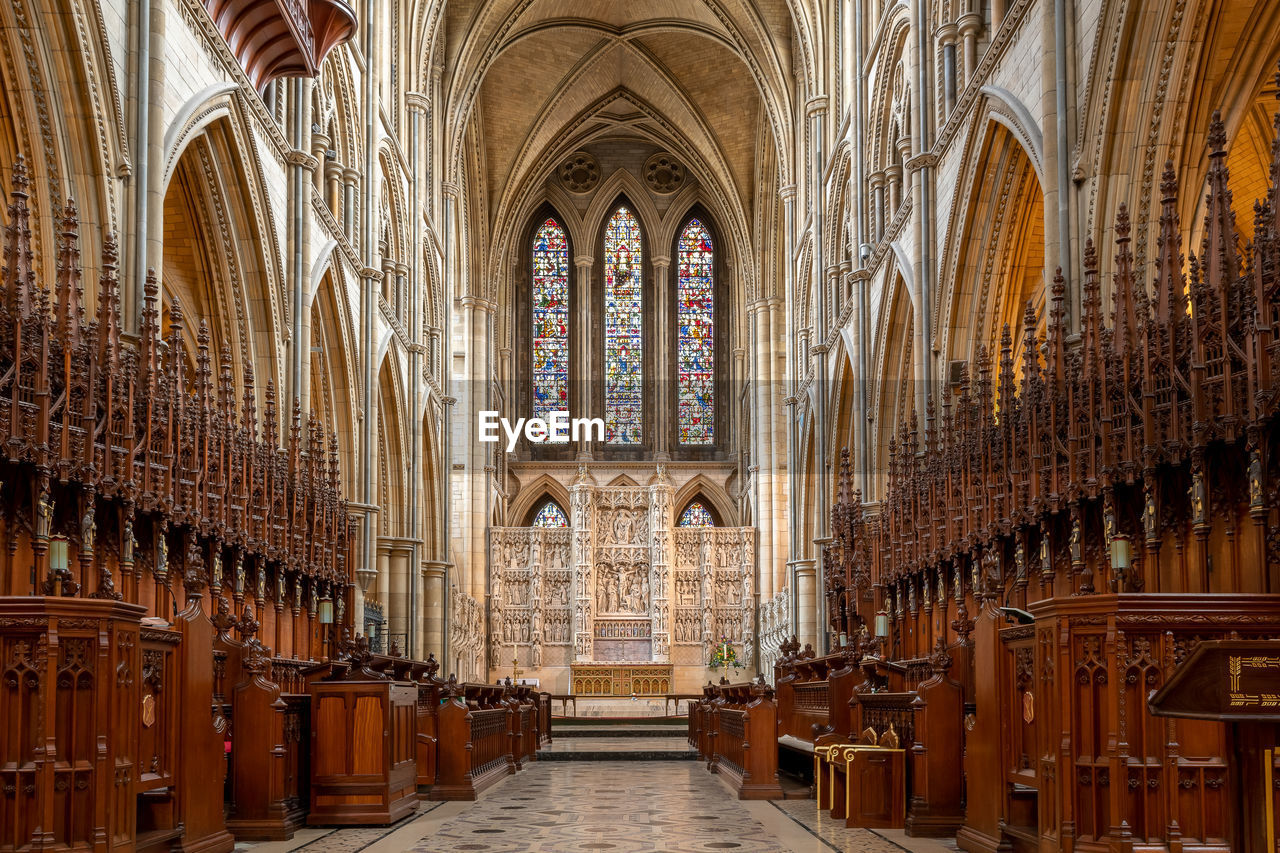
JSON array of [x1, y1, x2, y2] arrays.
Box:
[[875, 609, 889, 639], [1110, 534, 1131, 589], [318, 592, 335, 625], [49, 537, 69, 573], [48, 536, 69, 597]]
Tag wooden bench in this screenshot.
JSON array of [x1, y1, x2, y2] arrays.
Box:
[[693, 681, 785, 800], [430, 681, 520, 800]]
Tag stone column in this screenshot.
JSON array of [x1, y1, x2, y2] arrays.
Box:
[[938, 23, 959, 116], [869, 171, 886, 242], [377, 544, 393, 644], [570, 473, 595, 662], [795, 557, 817, 651], [648, 474, 674, 662], [387, 541, 413, 652], [342, 167, 360, 240], [574, 255, 594, 459], [651, 255, 671, 458], [740, 528, 757, 674], [325, 160, 343, 220], [959, 15, 981, 88], [423, 559, 447, 660], [751, 299, 774, 604], [768, 296, 788, 598], [886, 163, 903, 216], [311, 129, 330, 194]]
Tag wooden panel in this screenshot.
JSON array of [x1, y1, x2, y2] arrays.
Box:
[[352, 696, 383, 775], [569, 663, 672, 695], [0, 598, 144, 853], [308, 670, 417, 825]]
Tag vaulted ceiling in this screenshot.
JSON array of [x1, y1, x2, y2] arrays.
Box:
[[436, 0, 797, 295]]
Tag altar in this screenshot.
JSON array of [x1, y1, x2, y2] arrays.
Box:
[[570, 663, 673, 696]]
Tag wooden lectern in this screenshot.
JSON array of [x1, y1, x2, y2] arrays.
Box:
[[1149, 639, 1280, 852]]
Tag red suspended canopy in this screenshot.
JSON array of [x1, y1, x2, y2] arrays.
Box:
[[204, 0, 357, 92]]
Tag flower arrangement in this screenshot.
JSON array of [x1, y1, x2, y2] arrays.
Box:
[[709, 637, 743, 673]]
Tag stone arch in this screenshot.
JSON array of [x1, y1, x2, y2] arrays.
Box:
[[582, 173, 664, 249], [375, 357, 409, 538], [939, 120, 1045, 372], [672, 474, 737, 527], [0, 0, 124, 282], [828, 339, 858, 485], [871, 273, 915, 501], [308, 262, 359, 491], [159, 115, 283, 400], [507, 474, 573, 527], [436, 1, 795, 189], [1080, 0, 1280, 276], [484, 85, 757, 306]]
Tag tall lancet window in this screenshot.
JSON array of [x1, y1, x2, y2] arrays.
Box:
[[604, 207, 643, 443], [677, 219, 714, 444], [532, 217, 569, 421]]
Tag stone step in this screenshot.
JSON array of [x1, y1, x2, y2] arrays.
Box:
[[536, 749, 698, 761], [549, 714, 685, 726], [536, 736, 697, 762], [553, 725, 687, 738]]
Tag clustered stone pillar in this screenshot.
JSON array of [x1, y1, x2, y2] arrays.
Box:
[[648, 476, 673, 662], [570, 475, 596, 662], [574, 255, 593, 460]]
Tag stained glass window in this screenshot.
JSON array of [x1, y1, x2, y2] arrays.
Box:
[[531, 501, 569, 528], [532, 218, 569, 422], [677, 219, 714, 444], [604, 207, 643, 444], [678, 500, 714, 527]]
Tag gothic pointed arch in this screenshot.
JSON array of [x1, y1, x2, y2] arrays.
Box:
[[941, 120, 1046, 373], [671, 474, 737, 527], [872, 274, 916, 501], [160, 117, 283, 400], [529, 499, 570, 528], [676, 499, 717, 528], [594, 196, 653, 451], [308, 264, 358, 490], [507, 474, 573, 527], [669, 206, 726, 455], [515, 202, 576, 460]]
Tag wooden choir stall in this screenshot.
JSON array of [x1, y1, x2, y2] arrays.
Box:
[[0, 159, 553, 849], [806, 99, 1280, 852], [689, 680, 785, 800]]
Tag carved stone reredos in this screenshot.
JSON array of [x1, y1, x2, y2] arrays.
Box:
[[488, 479, 757, 669]]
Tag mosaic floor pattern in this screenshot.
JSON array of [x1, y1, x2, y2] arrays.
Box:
[[239, 762, 957, 853]]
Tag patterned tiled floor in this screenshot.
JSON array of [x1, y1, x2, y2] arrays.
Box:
[[239, 762, 957, 853]]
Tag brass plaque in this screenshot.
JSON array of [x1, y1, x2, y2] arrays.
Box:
[[1023, 691, 1035, 723], [141, 693, 156, 728]]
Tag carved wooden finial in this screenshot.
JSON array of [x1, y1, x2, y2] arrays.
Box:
[[238, 602, 260, 642], [1207, 110, 1227, 155]]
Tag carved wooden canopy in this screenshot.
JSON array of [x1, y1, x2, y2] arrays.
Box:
[[204, 0, 357, 91]]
